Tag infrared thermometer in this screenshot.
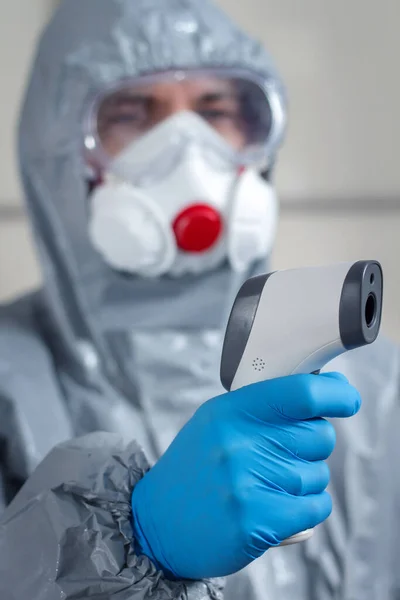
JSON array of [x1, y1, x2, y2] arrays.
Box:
[[220, 260, 383, 545]]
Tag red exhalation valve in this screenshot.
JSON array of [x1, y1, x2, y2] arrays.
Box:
[[173, 203, 223, 253]]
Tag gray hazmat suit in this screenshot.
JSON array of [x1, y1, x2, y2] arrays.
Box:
[[0, 0, 400, 599]]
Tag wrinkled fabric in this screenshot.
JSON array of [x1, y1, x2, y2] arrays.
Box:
[[0, 433, 224, 600], [0, 0, 399, 598], [1, 296, 400, 599]]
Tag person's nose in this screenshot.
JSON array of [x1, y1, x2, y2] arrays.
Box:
[[160, 89, 193, 121]]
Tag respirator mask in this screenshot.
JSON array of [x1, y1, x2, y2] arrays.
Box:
[[84, 69, 286, 277]]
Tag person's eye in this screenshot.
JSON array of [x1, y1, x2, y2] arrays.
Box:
[[199, 108, 237, 121], [198, 97, 241, 121], [106, 109, 145, 125]]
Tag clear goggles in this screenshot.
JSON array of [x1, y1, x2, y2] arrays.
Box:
[[83, 68, 286, 170]]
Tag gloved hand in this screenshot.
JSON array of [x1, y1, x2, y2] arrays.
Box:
[[131, 372, 360, 580]]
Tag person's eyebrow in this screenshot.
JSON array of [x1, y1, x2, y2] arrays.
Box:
[[108, 93, 152, 106], [198, 91, 239, 103]]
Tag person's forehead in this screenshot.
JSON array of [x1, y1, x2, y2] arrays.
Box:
[[110, 77, 237, 99]]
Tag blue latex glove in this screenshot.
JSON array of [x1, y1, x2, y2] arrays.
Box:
[[131, 372, 360, 580]]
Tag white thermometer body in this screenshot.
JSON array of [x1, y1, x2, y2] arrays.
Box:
[[220, 260, 383, 546]]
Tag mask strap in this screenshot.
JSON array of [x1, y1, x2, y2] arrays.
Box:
[[86, 164, 104, 195], [261, 158, 276, 183]]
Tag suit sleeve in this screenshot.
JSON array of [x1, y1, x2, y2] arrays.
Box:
[[0, 432, 225, 600]]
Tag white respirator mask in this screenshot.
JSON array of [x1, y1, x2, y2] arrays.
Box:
[[88, 111, 278, 277]]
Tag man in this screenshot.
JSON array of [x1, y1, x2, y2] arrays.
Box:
[[0, 1, 399, 599]]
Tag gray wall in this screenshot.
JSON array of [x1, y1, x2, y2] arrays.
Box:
[[1, 0, 399, 341]]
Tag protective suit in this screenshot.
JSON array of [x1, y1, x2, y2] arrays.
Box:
[[0, 0, 399, 599]]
